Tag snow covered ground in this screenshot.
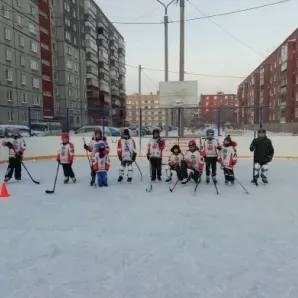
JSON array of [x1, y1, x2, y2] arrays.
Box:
[[1, 159, 298, 298]]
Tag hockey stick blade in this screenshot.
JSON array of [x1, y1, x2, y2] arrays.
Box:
[[146, 185, 152, 192], [45, 190, 54, 194]]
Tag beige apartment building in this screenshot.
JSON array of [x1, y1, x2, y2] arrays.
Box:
[[126, 92, 166, 127]]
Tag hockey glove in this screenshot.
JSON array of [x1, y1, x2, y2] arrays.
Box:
[[267, 156, 273, 162], [57, 159, 61, 164], [83, 144, 88, 150], [16, 152, 23, 161], [118, 155, 122, 161], [146, 154, 150, 160], [6, 142, 13, 149], [132, 152, 137, 162]]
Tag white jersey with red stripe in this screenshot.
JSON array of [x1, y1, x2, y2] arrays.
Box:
[[117, 138, 136, 161], [168, 153, 184, 167], [2, 137, 26, 157], [88, 138, 109, 157], [92, 153, 110, 172], [184, 149, 204, 171], [147, 138, 165, 159], [218, 145, 237, 169], [202, 138, 219, 158], [57, 142, 75, 164]]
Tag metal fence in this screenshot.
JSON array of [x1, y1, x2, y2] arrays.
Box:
[[1, 104, 298, 136]]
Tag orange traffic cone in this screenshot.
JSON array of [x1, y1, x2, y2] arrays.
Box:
[[0, 182, 10, 198]]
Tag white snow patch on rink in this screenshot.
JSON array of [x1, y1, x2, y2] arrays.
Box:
[[0, 159, 298, 298]]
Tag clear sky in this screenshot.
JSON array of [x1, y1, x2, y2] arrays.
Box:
[[95, 0, 297, 95]]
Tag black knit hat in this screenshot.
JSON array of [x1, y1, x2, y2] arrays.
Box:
[[170, 144, 181, 153], [224, 135, 232, 143]]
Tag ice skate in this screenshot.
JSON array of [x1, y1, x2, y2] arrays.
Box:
[[64, 177, 69, 184], [212, 176, 217, 184], [72, 177, 77, 183], [127, 177, 132, 183], [206, 176, 210, 184], [118, 176, 123, 182], [261, 175, 268, 184]]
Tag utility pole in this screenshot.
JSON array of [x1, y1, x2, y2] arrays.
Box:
[[179, 0, 185, 81], [157, 0, 175, 135], [138, 65, 142, 155], [179, 0, 185, 136]]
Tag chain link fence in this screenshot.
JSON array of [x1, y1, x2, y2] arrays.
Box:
[[1, 104, 298, 137]]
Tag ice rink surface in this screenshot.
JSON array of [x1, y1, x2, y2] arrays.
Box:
[[1, 158, 298, 298]]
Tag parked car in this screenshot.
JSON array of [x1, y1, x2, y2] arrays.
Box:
[[108, 127, 121, 137], [74, 126, 111, 136], [0, 125, 36, 138]]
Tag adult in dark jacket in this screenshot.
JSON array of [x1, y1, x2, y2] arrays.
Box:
[[250, 128, 274, 184]]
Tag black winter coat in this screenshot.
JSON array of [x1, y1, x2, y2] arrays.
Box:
[[249, 137, 274, 164]]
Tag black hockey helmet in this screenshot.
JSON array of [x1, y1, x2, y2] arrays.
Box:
[[152, 127, 160, 138], [257, 128, 266, 138], [122, 128, 130, 138]]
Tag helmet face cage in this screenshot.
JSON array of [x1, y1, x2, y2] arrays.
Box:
[[258, 128, 266, 137]]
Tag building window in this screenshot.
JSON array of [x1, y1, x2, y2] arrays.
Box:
[[6, 69, 13, 81], [22, 93, 27, 103], [73, 37, 77, 45], [5, 48, 11, 61], [68, 88, 72, 96], [33, 95, 40, 106], [67, 60, 72, 69], [67, 46, 72, 55], [28, 23, 36, 34], [2, 5, 10, 19], [75, 77, 78, 86], [4, 28, 11, 40], [55, 87, 59, 95], [74, 51, 78, 59], [17, 0, 22, 7], [22, 112, 28, 122], [28, 4, 36, 15], [17, 15, 23, 26], [30, 41, 38, 53], [21, 73, 26, 85], [76, 90, 79, 98], [32, 78, 40, 88], [65, 18, 70, 26], [65, 31, 71, 41], [74, 64, 78, 72], [8, 111, 14, 122], [31, 59, 39, 70], [41, 43, 49, 50], [68, 74, 72, 83], [64, 1, 70, 12], [20, 55, 25, 66], [6, 90, 12, 101], [19, 35, 25, 47]]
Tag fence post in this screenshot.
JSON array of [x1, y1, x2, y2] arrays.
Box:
[[216, 107, 221, 136], [66, 108, 69, 133], [139, 108, 142, 156], [102, 112, 105, 136], [28, 107, 32, 137], [259, 106, 263, 128]]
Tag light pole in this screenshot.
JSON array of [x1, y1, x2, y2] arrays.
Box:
[[156, 0, 175, 82], [157, 0, 175, 135]]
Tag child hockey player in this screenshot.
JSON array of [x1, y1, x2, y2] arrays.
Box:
[[218, 135, 237, 184], [92, 142, 110, 187], [165, 144, 188, 183], [146, 128, 165, 181], [2, 129, 26, 182], [57, 132, 76, 183], [250, 128, 274, 184], [117, 129, 137, 183], [84, 127, 109, 186], [201, 129, 220, 184], [184, 139, 205, 184]]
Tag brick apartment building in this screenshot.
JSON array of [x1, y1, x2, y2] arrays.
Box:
[[0, 0, 126, 129], [200, 92, 238, 126], [237, 27, 298, 132], [126, 92, 166, 127]]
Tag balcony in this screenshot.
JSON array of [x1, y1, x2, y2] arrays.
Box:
[[98, 39, 108, 50], [119, 56, 125, 65], [111, 88, 119, 97], [118, 48, 125, 57], [119, 66, 126, 74], [99, 61, 109, 71], [110, 69, 118, 80], [100, 80, 110, 93], [119, 38, 125, 48], [110, 41, 118, 51]]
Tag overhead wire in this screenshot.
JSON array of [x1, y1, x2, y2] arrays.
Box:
[[1, 0, 291, 24], [186, 0, 265, 56]]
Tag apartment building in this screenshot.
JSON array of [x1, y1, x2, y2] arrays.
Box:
[[126, 93, 166, 127], [0, 0, 43, 124], [200, 93, 238, 125], [84, 0, 126, 128], [237, 27, 298, 132], [53, 0, 87, 129]]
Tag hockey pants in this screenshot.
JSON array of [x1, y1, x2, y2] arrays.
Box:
[[253, 162, 268, 179], [205, 157, 217, 177], [223, 168, 235, 182], [97, 171, 108, 186], [5, 157, 22, 180], [119, 161, 133, 178], [150, 157, 162, 180], [165, 161, 188, 181], [62, 163, 75, 178]]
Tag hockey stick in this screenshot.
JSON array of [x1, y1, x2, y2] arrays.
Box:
[[212, 178, 219, 194], [146, 159, 152, 192], [45, 162, 60, 194], [252, 131, 258, 186], [223, 167, 249, 194], [83, 137, 96, 188], [134, 160, 143, 181], [10, 146, 40, 184], [169, 178, 179, 192]]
